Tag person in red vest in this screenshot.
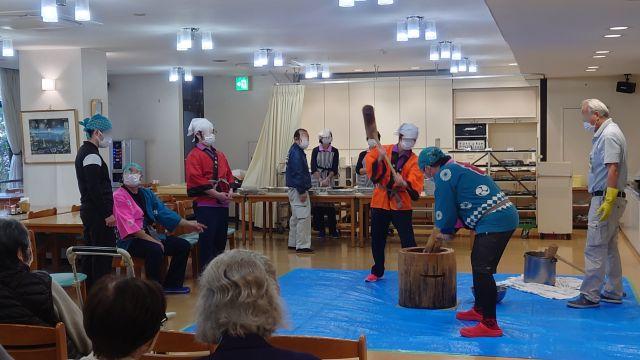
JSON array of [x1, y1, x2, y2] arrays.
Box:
[[185, 118, 234, 272]]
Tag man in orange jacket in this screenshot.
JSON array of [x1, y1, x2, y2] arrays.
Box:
[[364, 123, 424, 282]]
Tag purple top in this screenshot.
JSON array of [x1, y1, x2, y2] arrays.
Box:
[[392, 144, 411, 171]]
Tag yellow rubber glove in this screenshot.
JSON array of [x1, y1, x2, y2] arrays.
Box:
[[596, 187, 619, 221]]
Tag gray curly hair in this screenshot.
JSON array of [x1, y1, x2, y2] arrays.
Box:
[[195, 250, 284, 343]]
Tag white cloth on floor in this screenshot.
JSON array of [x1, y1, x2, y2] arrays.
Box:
[[497, 275, 583, 300]]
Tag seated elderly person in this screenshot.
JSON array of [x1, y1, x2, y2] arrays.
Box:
[[196, 249, 319, 360], [113, 162, 205, 294], [81, 276, 167, 360], [0, 218, 91, 359]]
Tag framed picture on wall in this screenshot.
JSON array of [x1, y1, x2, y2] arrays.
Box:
[[21, 109, 80, 164]]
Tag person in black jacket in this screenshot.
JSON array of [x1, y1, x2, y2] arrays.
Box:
[[196, 250, 319, 360], [310, 129, 340, 238], [0, 219, 91, 358], [285, 129, 313, 253], [74, 114, 116, 287]]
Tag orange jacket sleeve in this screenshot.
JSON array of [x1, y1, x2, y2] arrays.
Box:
[[403, 157, 424, 200], [365, 146, 391, 187]]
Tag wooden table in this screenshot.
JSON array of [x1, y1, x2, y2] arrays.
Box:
[[356, 194, 435, 247], [244, 193, 358, 247], [22, 211, 84, 235]]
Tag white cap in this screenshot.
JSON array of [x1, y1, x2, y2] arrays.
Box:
[[395, 123, 419, 140], [187, 118, 214, 136], [318, 128, 332, 140]]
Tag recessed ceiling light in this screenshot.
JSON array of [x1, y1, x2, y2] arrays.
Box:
[[585, 69, 597, 72], [0, 26, 12, 30], [411, 66, 420, 70], [587, 66, 599, 69], [354, 69, 363, 72], [603, 34, 622, 38], [508, 63, 518, 66], [593, 55, 607, 58], [609, 26, 629, 30], [212, 59, 228, 63], [595, 50, 610, 54], [132, 13, 146, 16]]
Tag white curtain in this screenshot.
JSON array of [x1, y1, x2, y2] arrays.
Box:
[[0, 68, 23, 187], [243, 84, 305, 227]]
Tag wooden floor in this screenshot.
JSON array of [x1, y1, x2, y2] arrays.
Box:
[[164, 229, 640, 360]]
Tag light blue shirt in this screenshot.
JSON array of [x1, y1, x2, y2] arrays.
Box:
[[588, 119, 628, 193]]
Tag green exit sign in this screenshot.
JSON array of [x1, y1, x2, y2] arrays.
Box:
[[235, 76, 250, 91]]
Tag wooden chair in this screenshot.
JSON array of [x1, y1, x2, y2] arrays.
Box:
[[0, 322, 68, 360], [269, 335, 367, 360], [27, 207, 64, 270], [157, 194, 176, 204], [71, 204, 82, 212], [140, 330, 215, 359], [28, 230, 87, 303]]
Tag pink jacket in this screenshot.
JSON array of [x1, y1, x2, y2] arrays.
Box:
[[113, 187, 144, 239]]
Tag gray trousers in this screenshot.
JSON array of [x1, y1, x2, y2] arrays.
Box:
[[580, 196, 627, 302], [288, 188, 312, 250]]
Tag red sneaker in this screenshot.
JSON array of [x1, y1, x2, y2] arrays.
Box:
[[456, 307, 483, 322], [364, 274, 381, 282], [460, 322, 503, 338]]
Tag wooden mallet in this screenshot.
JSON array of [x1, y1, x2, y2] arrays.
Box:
[[362, 105, 403, 208], [423, 227, 442, 254]]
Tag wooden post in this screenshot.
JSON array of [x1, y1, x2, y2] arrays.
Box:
[[398, 247, 457, 309]]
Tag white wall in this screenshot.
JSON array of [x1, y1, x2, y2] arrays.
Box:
[[19, 49, 108, 208], [203, 74, 276, 170], [108, 74, 182, 184], [547, 76, 640, 179]]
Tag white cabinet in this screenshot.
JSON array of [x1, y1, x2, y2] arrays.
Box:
[[426, 79, 453, 149], [537, 162, 573, 235]]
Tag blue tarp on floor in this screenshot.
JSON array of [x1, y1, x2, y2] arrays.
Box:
[[184, 269, 640, 359]]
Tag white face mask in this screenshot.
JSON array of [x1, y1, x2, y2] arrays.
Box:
[[367, 139, 378, 149], [98, 134, 112, 148], [124, 173, 141, 187], [321, 137, 332, 146], [400, 139, 415, 151], [203, 134, 216, 147], [299, 137, 309, 150], [583, 121, 596, 132]]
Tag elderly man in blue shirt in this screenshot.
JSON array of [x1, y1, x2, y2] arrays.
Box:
[[568, 99, 628, 309]]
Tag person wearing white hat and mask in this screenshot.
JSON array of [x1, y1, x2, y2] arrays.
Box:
[[310, 129, 340, 238], [363, 123, 424, 283], [185, 118, 235, 271]]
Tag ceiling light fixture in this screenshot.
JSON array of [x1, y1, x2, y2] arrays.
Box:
[[424, 21, 437, 40], [2, 38, 14, 57], [585, 69, 597, 72], [339, 0, 355, 7], [452, 44, 462, 60], [378, 0, 394, 5], [458, 58, 468, 72], [609, 26, 629, 30], [41, 0, 58, 22], [508, 63, 518, 66], [440, 41, 451, 59], [396, 20, 408, 42], [322, 64, 331, 78], [595, 50, 610, 54], [201, 31, 213, 50], [75, 0, 91, 22], [169, 67, 180, 82], [407, 16, 421, 39], [593, 55, 607, 58], [177, 28, 193, 51], [305, 64, 319, 79], [354, 69, 363, 72], [449, 60, 458, 74], [41, 78, 55, 91], [411, 66, 420, 70], [468, 59, 478, 73], [183, 68, 193, 82], [587, 66, 599, 69], [603, 34, 622, 38], [273, 51, 284, 67], [429, 43, 440, 61]]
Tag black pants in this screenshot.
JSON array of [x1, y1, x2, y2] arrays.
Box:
[[80, 211, 116, 288], [194, 205, 229, 273], [126, 236, 191, 288], [370, 208, 416, 277], [471, 230, 513, 320], [312, 206, 337, 234]]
